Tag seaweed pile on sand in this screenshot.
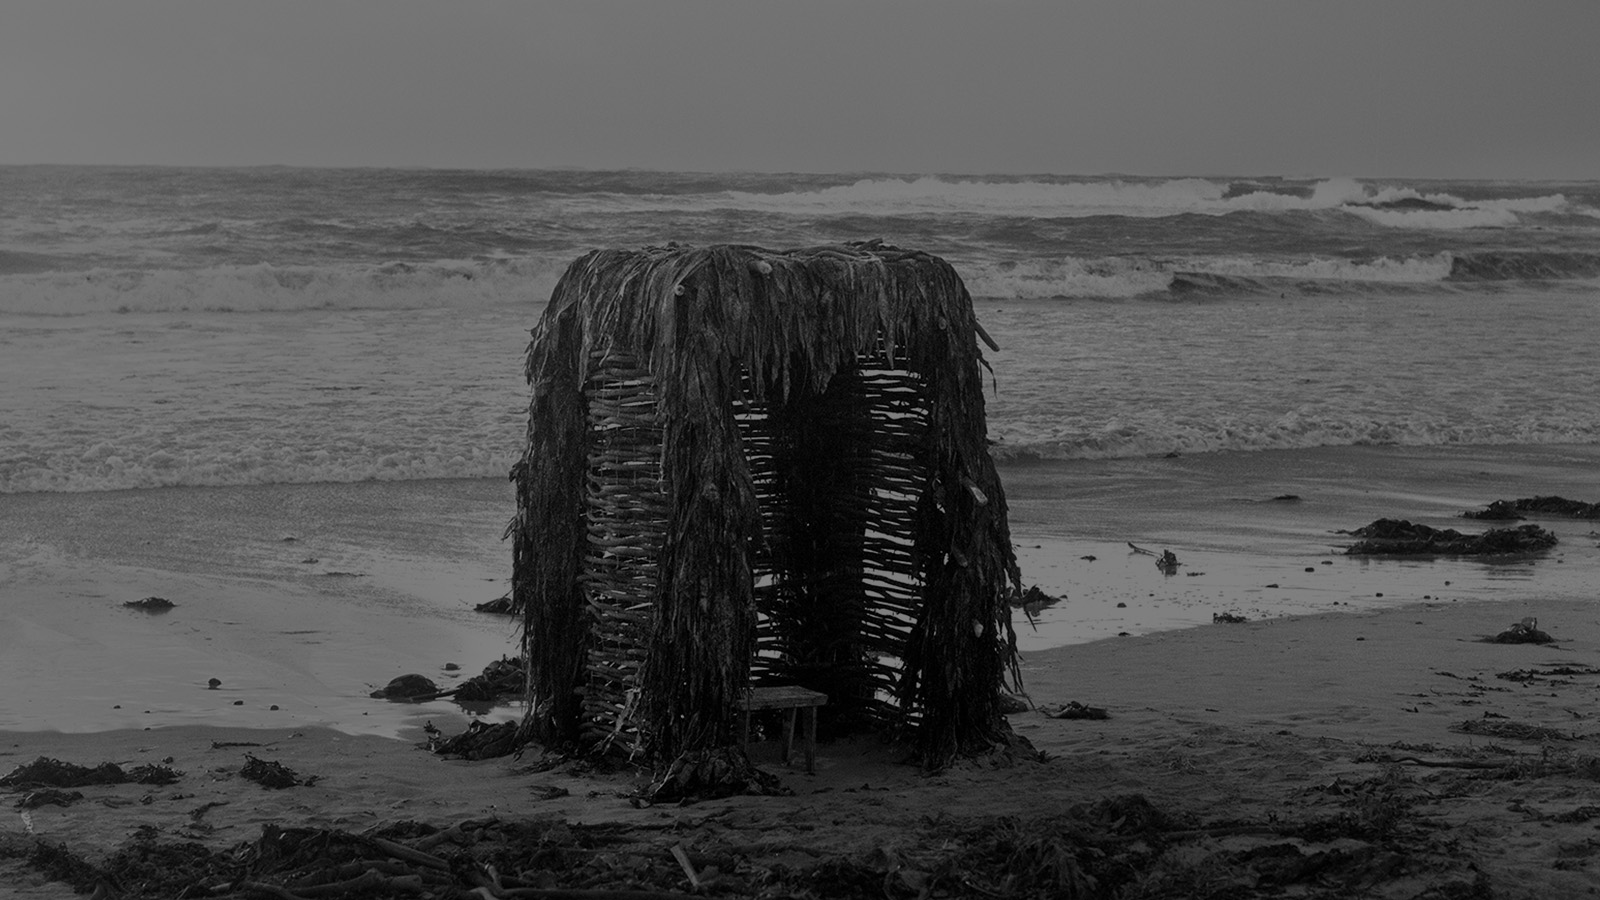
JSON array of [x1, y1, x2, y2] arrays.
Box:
[[1462, 495, 1600, 520], [1341, 518, 1557, 556], [370, 658, 527, 705], [1, 757, 181, 790], [425, 720, 525, 761], [0, 789, 1496, 899], [1481, 617, 1556, 645]]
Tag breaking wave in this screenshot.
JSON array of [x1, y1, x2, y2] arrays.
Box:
[[957, 253, 1454, 300], [1447, 250, 1600, 282], [707, 175, 1589, 226], [10, 247, 1591, 318]]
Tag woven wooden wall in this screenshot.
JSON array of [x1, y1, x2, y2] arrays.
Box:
[[742, 352, 932, 734], [576, 351, 663, 756], [513, 243, 1021, 768]]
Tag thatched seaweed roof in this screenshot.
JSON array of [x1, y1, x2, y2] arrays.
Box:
[[509, 241, 1022, 769]]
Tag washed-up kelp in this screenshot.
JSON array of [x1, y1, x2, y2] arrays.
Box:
[[452, 656, 525, 703], [1482, 617, 1555, 645], [0, 792, 1498, 900], [473, 592, 515, 615], [1462, 495, 1600, 520], [429, 720, 522, 760], [14, 789, 83, 809], [239, 755, 314, 790], [1450, 717, 1573, 742], [509, 242, 1021, 770], [1341, 519, 1557, 556], [0, 757, 180, 789]]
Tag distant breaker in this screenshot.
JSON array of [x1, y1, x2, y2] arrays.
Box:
[[709, 174, 1589, 223], [958, 253, 1455, 302]]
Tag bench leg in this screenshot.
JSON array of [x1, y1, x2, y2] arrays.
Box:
[[802, 706, 818, 774], [781, 709, 796, 764]]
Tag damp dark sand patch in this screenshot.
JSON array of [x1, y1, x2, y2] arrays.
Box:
[[1449, 717, 1577, 742]]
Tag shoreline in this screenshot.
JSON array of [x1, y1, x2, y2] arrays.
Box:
[[4, 442, 1600, 733], [5, 442, 1600, 895]]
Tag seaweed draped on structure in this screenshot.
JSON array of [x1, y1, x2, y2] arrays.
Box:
[[507, 242, 1023, 769]]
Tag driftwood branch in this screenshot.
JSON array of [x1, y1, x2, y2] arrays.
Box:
[[366, 836, 450, 871]]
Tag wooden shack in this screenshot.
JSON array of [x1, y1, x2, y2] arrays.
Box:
[[508, 242, 1022, 769]]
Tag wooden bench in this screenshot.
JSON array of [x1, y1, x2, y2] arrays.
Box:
[[738, 685, 827, 774]]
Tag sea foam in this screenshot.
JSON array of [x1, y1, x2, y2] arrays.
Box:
[[955, 253, 1453, 300], [706, 176, 1584, 223]]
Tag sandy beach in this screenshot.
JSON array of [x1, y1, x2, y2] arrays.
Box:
[[4, 444, 1600, 896], [6, 596, 1600, 897]]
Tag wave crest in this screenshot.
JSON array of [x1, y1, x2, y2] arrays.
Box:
[[710, 175, 1583, 225], [957, 253, 1453, 300]]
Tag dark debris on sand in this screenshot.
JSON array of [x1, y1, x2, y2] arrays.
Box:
[[427, 720, 524, 761], [451, 656, 525, 703], [373, 658, 526, 706], [1449, 717, 1574, 742], [14, 788, 84, 810], [239, 754, 316, 790], [1496, 664, 1600, 684], [0, 789, 1504, 900], [1342, 519, 1558, 556], [1462, 495, 1600, 521], [1481, 618, 1556, 645], [1039, 701, 1110, 720], [1010, 585, 1063, 623], [644, 746, 792, 803], [0, 757, 181, 790], [473, 591, 515, 615], [369, 673, 442, 701]]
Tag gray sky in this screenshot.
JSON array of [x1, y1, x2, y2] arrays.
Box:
[[4, 0, 1598, 178]]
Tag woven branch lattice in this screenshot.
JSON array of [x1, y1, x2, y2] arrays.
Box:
[[509, 242, 1022, 768]]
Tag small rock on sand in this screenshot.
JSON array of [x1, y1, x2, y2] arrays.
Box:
[[370, 674, 440, 701]]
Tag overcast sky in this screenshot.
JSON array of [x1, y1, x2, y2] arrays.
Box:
[[4, 1, 1597, 178]]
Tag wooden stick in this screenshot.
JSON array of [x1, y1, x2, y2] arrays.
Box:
[[669, 842, 702, 889], [366, 836, 451, 871], [973, 320, 1000, 352]]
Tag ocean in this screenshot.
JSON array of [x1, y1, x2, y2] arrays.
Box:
[[4, 166, 1600, 733], [4, 166, 1600, 493]]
